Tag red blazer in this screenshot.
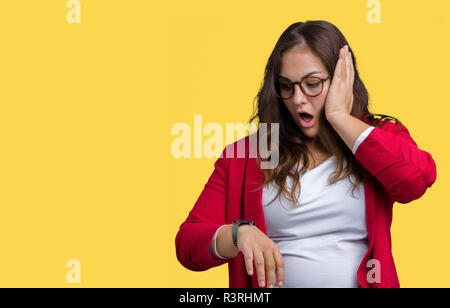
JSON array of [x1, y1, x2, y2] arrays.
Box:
[[175, 116, 437, 288]]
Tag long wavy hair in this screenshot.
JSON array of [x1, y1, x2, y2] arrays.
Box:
[[248, 20, 402, 207]]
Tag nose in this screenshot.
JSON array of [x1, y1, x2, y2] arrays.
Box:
[[291, 83, 308, 105]]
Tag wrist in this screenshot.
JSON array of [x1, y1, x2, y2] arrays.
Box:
[[216, 224, 239, 259], [237, 224, 253, 238], [326, 111, 350, 126], [232, 220, 256, 248]]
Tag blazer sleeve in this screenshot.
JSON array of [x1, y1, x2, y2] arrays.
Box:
[[354, 120, 437, 204], [175, 147, 231, 271]]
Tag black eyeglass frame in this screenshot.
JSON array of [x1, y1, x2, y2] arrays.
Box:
[[275, 75, 331, 99]]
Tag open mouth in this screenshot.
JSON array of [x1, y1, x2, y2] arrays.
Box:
[[298, 111, 314, 127], [299, 112, 313, 120]]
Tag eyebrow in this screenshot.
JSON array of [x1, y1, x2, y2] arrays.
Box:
[[279, 71, 322, 82]]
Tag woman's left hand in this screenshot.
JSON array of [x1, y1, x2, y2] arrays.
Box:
[[324, 45, 355, 122]]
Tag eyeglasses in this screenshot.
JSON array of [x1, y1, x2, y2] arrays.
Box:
[[275, 75, 330, 99]]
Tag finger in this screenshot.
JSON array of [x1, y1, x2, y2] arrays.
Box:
[[349, 51, 355, 86], [346, 49, 352, 84], [274, 250, 285, 287], [338, 46, 346, 75], [346, 51, 350, 82], [254, 250, 266, 288], [346, 51, 355, 106], [342, 47, 347, 81], [333, 54, 343, 82], [243, 248, 254, 276], [263, 250, 276, 288], [340, 45, 346, 58]]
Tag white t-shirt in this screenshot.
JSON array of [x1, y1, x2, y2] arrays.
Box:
[[209, 126, 375, 288]]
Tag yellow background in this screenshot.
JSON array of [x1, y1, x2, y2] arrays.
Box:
[[0, 0, 447, 287]]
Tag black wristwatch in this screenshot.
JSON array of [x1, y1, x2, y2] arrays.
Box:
[[232, 220, 256, 248]]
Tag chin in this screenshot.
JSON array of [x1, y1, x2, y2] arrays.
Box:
[[300, 127, 319, 139]]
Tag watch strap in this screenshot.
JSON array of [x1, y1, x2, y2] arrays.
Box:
[[232, 220, 256, 247]]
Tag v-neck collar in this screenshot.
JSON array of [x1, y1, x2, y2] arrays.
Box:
[[298, 155, 335, 172]]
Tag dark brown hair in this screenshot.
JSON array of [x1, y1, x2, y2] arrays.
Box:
[[248, 20, 401, 207]]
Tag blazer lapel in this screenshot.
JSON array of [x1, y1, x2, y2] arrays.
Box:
[[363, 168, 376, 250], [242, 153, 266, 288], [361, 114, 376, 250], [243, 156, 266, 234]]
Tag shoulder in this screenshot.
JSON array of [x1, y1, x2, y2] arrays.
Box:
[[365, 114, 410, 135], [364, 114, 417, 146]]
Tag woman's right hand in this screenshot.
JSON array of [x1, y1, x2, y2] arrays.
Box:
[[237, 225, 284, 288]]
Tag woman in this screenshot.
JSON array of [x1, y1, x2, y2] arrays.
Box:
[[175, 20, 437, 288]]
